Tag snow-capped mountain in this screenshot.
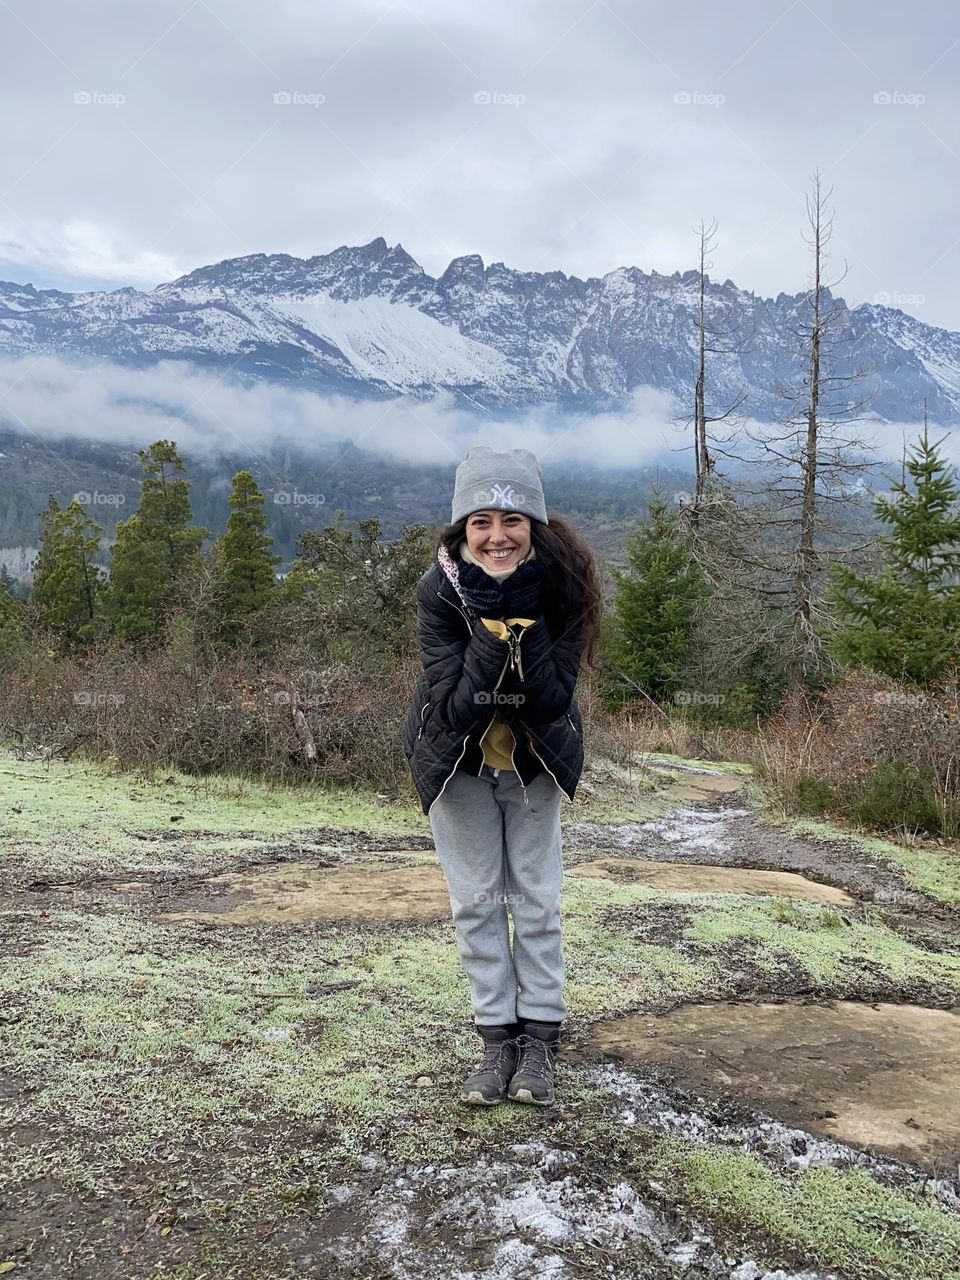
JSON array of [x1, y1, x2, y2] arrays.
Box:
[[1, 237, 958, 422]]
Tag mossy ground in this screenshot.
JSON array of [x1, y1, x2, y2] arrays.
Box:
[[2, 751, 959, 1278], [777, 814, 960, 907]]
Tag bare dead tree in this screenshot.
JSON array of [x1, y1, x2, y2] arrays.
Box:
[[666, 219, 754, 542], [684, 174, 880, 707]]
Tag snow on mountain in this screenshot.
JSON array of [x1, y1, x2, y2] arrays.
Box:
[[271, 294, 518, 393], [0, 237, 957, 421]]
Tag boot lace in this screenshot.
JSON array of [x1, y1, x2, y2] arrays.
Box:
[[474, 1038, 515, 1078], [513, 1033, 556, 1082]]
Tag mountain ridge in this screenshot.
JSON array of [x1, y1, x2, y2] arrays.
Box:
[[1, 237, 958, 423]]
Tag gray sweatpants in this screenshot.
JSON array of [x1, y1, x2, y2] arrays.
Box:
[[429, 762, 567, 1026]]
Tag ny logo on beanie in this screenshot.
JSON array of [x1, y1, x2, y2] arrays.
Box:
[[477, 483, 525, 509]]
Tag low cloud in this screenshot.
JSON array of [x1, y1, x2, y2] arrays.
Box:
[[0, 354, 945, 483], [0, 353, 687, 470]]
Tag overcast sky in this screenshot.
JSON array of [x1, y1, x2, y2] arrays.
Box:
[[1, 0, 959, 329]]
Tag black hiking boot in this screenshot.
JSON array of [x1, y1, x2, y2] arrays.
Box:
[[507, 1021, 561, 1106], [461, 1024, 520, 1106]]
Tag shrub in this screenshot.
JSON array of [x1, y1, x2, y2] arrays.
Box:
[[755, 666, 960, 839], [849, 761, 943, 838]]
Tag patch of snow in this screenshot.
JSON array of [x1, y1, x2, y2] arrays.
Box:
[[272, 293, 518, 391], [593, 1063, 957, 1206]]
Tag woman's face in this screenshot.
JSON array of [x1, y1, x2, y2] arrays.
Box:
[[465, 508, 532, 571]]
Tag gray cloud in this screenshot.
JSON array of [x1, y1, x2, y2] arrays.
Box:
[[0, 352, 686, 473], [1, 354, 950, 496], [0, 0, 958, 328]]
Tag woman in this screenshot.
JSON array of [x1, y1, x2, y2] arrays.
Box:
[[403, 447, 601, 1107]]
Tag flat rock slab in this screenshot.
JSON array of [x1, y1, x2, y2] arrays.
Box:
[[587, 1000, 960, 1167], [158, 860, 451, 925], [669, 777, 745, 801], [569, 858, 855, 905], [644, 764, 746, 803]]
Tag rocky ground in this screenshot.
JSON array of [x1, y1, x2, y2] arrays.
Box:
[[1, 751, 958, 1279]]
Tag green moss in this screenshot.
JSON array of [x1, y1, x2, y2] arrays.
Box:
[[643, 1140, 960, 1280], [772, 813, 960, 906], [641, 752, 755, 776], [0, 754, 427, 877], [4, 745, 960, 1280], [684, 896, 960, 991]]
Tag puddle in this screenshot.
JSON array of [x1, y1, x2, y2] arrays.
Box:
[[158, 860, 452, 925], [585, 1000, 960, 1168], [568, 859, 855, 905]]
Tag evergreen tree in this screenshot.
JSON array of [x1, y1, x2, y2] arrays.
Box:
[[604, 485, 705, 707], [31, 496, 62, 600], [0, 562, 27, 602], [824, 423, 960, 684], [0, 578, 29, 670], [31, 499, 104, 650], [216, 470, 279, 644], [282, 512, 434, 667], [105, 441, 208, 640]]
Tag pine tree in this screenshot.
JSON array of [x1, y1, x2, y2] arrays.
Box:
[[31, 496, 62, 599], [0, 577, 29, 670], [281, 512, 434, 668], [31, 498, 104, 650], [824, 421, 960, 684], [604, 484, 706, 707], [105, 441, 208, 640], [216, 470, 279, 644]]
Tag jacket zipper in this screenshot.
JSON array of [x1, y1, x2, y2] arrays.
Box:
[[434, 585, 536, 805], [437, 588, 474, 637], [526, 738, 566, 797], [507, 729, 528, 804], [416, 702, 430, 740]]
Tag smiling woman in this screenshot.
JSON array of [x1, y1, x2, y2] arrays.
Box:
[[402, 446, 602, 1111]]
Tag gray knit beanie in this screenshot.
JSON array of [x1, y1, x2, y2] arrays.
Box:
[[451, 447, 548, 525]]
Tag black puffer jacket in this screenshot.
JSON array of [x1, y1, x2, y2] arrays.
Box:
[[402, 554, 586, 815]]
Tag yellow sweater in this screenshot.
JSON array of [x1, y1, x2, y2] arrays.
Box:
[[478, 616, 535, 770]]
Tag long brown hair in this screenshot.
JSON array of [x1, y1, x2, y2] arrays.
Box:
[[439, 510, 602, 668]]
